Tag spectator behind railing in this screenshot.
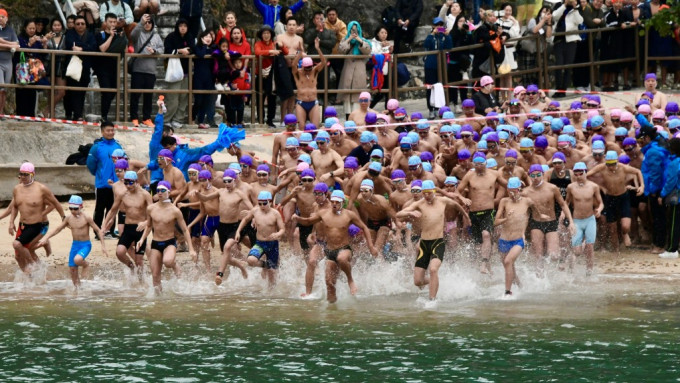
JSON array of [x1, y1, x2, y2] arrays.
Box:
[[0, 8, 19, 114], [15, 18, 47, 118], [518, 5, 553, 85], [133, 0, 161, 20], [64, 15, 96, 121], [496, 3, 520, 100], [254, 0, 307, 29], [369, 26, 393, 110], [472, 9, 503, 79], [192, 30, 216, 129], [216, 11, 246, 43], [573, 0, 604, 92], [129, 14, 163, 127], [99, 0, 134, 38], [621, 0, 643, 90], [254, 24, 287, 128], [424, 17, 452, 119], [551, 0, 583, 98], [640, 0, 675, 89], [179, 0, 203, 39], [163, 18, 195, 129], [438, 0, 462, 34], [447, 15, 473, 112], [337, 21, 371, 120], [45, 18, 67, 119], [600, 0, 633, 92], [96, 12, 129, 123]]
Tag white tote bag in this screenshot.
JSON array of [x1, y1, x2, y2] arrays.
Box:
[[164, 58, 184, 83], [65, 55, 83, 81]]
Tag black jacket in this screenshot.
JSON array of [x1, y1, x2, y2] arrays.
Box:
[[163, 19, 196, 74], [395, 0, 423, 25]]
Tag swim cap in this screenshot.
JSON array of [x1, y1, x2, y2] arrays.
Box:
[[527, 84, 539, 92], [442, 111, 454, 120], [498, 131, 509, 142], [557, 134, 571, 145], [68, 195, 83, 206], [223, 169, 237, 180], [258, 191, 273, 201], [605, 150, 618, 163], [365, 112, 377, 124], [123, 170, 138, 180], [360, 179, 375, 189], [158, 149, 174, 160], [314, 182, 329, 193], [394, 107, 407, 120], [444, 176, 459, 185], [531, 122, 544, 135], [301, 168, 315, 179], [486, 132, 499, 143], [307, 122, 319, 131], [552, 152, 566, 162], [416, 119, 429, 130], [529, 164, 544, 174], [422, 162, 432, 172], [570, 101, 582, 110], [298, 153, 312, 164], [112, 149, 126, 158], [391, 169, 406, 180], [324, 106, 337, 117], [542, 115, 553, 123], [573, 162, 587, 171], [486, 158, 498, 168], [420, 151, 434, 162], [344, 120, 357, 132], [472, 152, 487, 164], [440, 125, 453, 134], [296, 162, 310, 172], [638, 104, 652, 114], [461, 99, 475, 108], [422, 180, 435, 191], [239, 155, 253, 167], [408, 156, 422, 166], [505, 149, 518, 159], [228, 163, 242, 173], [198, 170, 212, 179], [652, 109, 666, 120], [622, 137, 636, 147], [551, 119, 564, 132], [669, 119, 680, 130], [615, 127, 629, 137], [592, 141, 605, 153], [316, 130, 330, 142], [562, 125, 576, 135], [344, 156, 359, 169], [283, 114, 298, 124], [371, 149, 384, 158], [257, 164, 270, 173], [411, 180, 423, 190], [666, 102, 680, 114], [368, 161, 382, 172], [458, 149, 471, 160], [620, 111, 634, 122], [507, 177, 521, 189], [348, 224, 361, 237], [477, 140, 488, 150], [376, 113, 390, 123], [360, 131, 373, 144], [520, 138, 534, 148], [286, 137, 300, 148], [115, 159, 129, 170], [323, 118, 336, 129], [535, 136, 548, 149], [411, 112, 423, 120], [299, 132, 313, 144], [480, 75, 494, 87], [387, 99, 399, 110], [359, 91, 371, 100], [157, 181, 171, 190], [330, 190, 345, 202], [199, 155, 213, 165]]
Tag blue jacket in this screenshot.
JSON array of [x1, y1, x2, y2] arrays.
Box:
[[423, 33, 453, 70], [86, 137, 123, 189], [254, 0, 306, 28], [148, 112, 165, 184], [641, 138, 669, 196], [148, 140, 223, 180], [661, 155, 680, 198]]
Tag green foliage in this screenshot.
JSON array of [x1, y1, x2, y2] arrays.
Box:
[[0, 0, 49, 22], [645, 2, 680, 38]]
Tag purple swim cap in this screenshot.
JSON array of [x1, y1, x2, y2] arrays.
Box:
[[438, 106, 451, 116], [666, 102, 679, 114], [283, 114, 298, 125], [348, 224, 361, 237], [391, 169, 406, 180], [458, 149, 471, 160], [552, 152, 567, 162], [344, 156, 359, 169], [529, 164, 544, 174], [481, 126, 494, 136], [622, 137, 636, 147], [199, 155, 213, 165], [618, 154, 631, 164], [157, 181, 171, 190], [365, 112, 377, 124], [239, 155, 253, 166], [198, 170, 212, 179], [115, 159, 129, 170], [301, 168, 315, 178], [324, 106, 337, 117], [411, 112, 423, 120], [188, 163, 202, 172], [411, 179, 423, 188], [223, 169, 238, 179], [505, 149, 518, 159], [460, 124, 473, 133], [420, 151, 434, 161], [256, 164, 270, 173], [591, 134, 605, 143], [535, 136, 548, 148], [314, 182, 329, 193], [461, 99, 475, 108], [158, 149, 174, 160]]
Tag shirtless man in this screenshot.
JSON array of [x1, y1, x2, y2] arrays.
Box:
[[454, 126, 478, 155], [280, 168, 317, 255], [198, 155, 224, 190], [185, 170, 222, 271], [356, 179, 397, 259], [396, 180, 469, 301], [518, 138, 547, 172], [460, 99, 484, 132], [343, 121, 361, 145], [272, 115, 300, 165], [313, 131, 345, 186], [348, 92, 376, 126], [250, 165, 277, 199], [9, 163, 65, 273], [566, 162, 604, 275], [407, 156, 438, 185], [103, 171, 153, 274], [390, 137, 420, 174], [198, 169, 253, 284], [458, 154, 507, 273], [174, 164, 203, 257], [300, 182, 332, 297], [451, 149, 473, 180], [437, 125, 458, 174], [294, 190, 378, 303], [556, 134, 585, 169], [37, 195, 107, 288], [621, 137, 647, 243], [389, 170, 411, 211], [376, 115, 400, 154], [277, 17, 305, 119], [137, 181, 197, 293], [494, 177, 547, 298], [415, 120, 441, 151], [238, 155, 258, 184], [347, 162, 393, 206], [157, 149, 186, 201], [521, 84, 550, 112], [292, 38, 326, 129], [523, 164, 575, 268], [498, 150, 530, 185], [636, 73, 668, 111], [329, 123, 355, 157], [587, 151, 644, 252], [234, 191, 285, 287]]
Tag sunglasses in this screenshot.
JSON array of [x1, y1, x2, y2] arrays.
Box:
[[360, 188, 372, 193], [509, 102, 521, 106], [258, 201, 269, 206], [586, 103, 599, 108], [461, 134, 472, 138], [188, 171, 199, 176], [75, 22, 86, 25], [593, 152, 604, 157], [370, 156, 382, 161], [223, 179, 234, 183], [359, 98, 370, 103], [18, 173, 31, 177], [557, 145, 570, 150], [286, 147, 299, 151], [527, 92, 538, 95], [573, 170, 585, 175], [552, 161, 564, 165], [198, 178, 209, 182], [445, 184, 457, 187], [505, 160, 517, 165], [316, 141, 327, 145], [199, 163, 209, 167], [624, 146, 634, 152], [313, 191, 326, 196], [408, 165, 419, 171], [331, 132, 341, 136], [529, 173, 542, 178], [440, 134, 450, 139], [411, 189, 422, 194], [124, 180, 136, 185], [393, 179, 404, 183], [368, 170, 380, 177], [157, 188, 169, 193], [257, 172, 269, 176], [301, 177, 314, 183], [606, 162, 617, 166], [400, 147, 412, 152], [69, 207, 80, 211], [519, 149, 532, 153]]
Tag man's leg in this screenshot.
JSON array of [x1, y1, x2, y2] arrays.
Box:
[[303, 244, 322, 296], [427, 258, 442, 300], [336, 249, 357, 295], [162, 244, 180, 276], [545, 231, 560, 261], [502, 245, 523, 293], [115, 244, 135, 269], [480, 229, 492, 273], [295, 103, 307, 130], [325, 260, 339, 303], [148, 248, 162, 292]]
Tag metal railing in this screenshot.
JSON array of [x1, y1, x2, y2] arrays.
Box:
[[3, 24, 660, 126]]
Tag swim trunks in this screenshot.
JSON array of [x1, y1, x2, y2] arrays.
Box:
[[415, 238, 445, 269], [603, 192, 632, 223], [188, 208, 201, 238], [68, 240, 92, 267], [200, 215, 220, 238], [324, 244, 352, 263], [151, 238, 178, 253], [367, 218, 391, 232], [469, 209, 495, 244], [16, 222, 44, 246], [239, 221, 258, 246], [217, 221, 240, 250], [117, 224, 146, 255], [298, 223, 314, 251], [529, 218, 559, 234], [296, 99, 318, 114], [248, 240, 280, 269], [498, 237, 525, 253], [118, 211, 126, 225], [572, 215, 596, 246], [40, 222, 49, 236]]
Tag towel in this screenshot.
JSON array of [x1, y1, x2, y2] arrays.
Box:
[[430, 83, 446, 108]]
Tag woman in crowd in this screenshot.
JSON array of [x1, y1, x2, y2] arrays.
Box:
[[338, 21, 371, 120], [369, 26, 393, 110], [600, 0, 631, 91], [438, 0, 462, 34], [216, 11, 245, 43], [163, 18, 195, 128], [229, 26, 251, 73], [15, 19, 47, 117], [447, 14, 473, 112], [496, 3, 520, 100], [254, 25, 286, 128], [192, 30, 216, 129], [129, 14, 163, 127], [274, 7, 293, 37], [44, 18, 66, 118], [471, 9, 501, 79], [63, 15, 96, 121], [518, 5, 552, 85], [551, 0, 583, 97]]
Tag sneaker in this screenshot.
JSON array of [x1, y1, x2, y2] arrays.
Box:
[[131, 119, 139, 127], [170, 121, 183, 129], [142, 119, 155, 127], [462, 72, 469, 80], [267, 121, 276, 129], [454, 104, 462, 114], [659, 251, 679, 259], [104, 232, 115, 239], [198, 123, 209, 129], [428, 110, 437, 119]]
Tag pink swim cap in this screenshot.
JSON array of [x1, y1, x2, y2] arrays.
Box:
[[296, 162, 310, 172], [610, 108, 622, 118], [301, 57, 313, 67], [20, 162, 35, 174]]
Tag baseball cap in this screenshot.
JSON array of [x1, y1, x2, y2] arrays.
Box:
[[433, 17, 444, 25]]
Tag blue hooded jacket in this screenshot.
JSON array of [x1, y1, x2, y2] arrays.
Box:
[[423, 32, 452, 70], [660, 155, 680, 199], [148, 112, 165, 184], [641, 137, 670, 196], [86, 136, 123, 189], [253, 0, 306, 28], [148, 139, 223, 180]]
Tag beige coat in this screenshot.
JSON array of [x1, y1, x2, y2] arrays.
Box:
[[337, 37, 371, 104]]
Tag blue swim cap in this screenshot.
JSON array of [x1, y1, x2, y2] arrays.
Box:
[[344, 120, 357, 132], [68, 195, 83, 205], [316, 130, 330, 142], [422, 180, 435, 191], [590, 115, 605, 128], [324, 117, 336, 129], [258, 191, 273, 200], [486, 158, 498, 168], [472, 153, 487, 164], [308, 141, 319, 150], [416, 119, 429, 130], [440, 125, 453, 134], [615, 127, 629, 137], [531, 122, 544, 135], [299, 132, 313, 143], [286, 137, 300, 148], [368, 161, 382, 172], [360, 131, 373, 144], [360, 179, 374, 189], [507, 177, 521, 189], [605, 150, 618, 162], [371, 149, 384, 158], [298, 153, 311, 164], [422, 162, 432, 172], [407, 131, 419, 144], [442, 111, 454, 120], [444, 176, 459, 185], [551, 118, 564, 131], [330, 190, 345, 202], [408, 156, 422, 166], [520, 137, 534, 148], [124, 171, 138, 180], [562, 125, 576, 134], [112, 149, 126, 158], [573, 162, 588, 171], [477, 140, 488, 150]]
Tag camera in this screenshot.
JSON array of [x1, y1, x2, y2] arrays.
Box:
[[436, 27, 446, 33]]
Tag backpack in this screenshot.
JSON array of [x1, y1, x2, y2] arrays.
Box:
[[382, 6, 400, 30], [396, 62, 410, 86], [65, 143, 93, 165], [103, 0, 130, 19]]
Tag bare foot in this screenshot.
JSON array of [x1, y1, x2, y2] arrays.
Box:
[[623, 234, 632, 247], [348, 280, 358, 295], [480, 261, 491, 274], [240, 266, 248, 279], [215, 274, 223, 286]]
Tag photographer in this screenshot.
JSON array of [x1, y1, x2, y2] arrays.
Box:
[[96, 12, 129, 122], [424, 17, 452, 119], [552, 0, 583, 98]]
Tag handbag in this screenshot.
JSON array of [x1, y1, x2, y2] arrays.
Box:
[[164, 57, 184, 83], [127, 32, 155, 73], [15, 52, 31, 84], [65, 55, 83, 81], [498, 46, 512, 74], [518, 29, 537, 54]]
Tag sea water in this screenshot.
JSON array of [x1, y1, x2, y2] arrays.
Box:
[[0, 255, 678, 381]]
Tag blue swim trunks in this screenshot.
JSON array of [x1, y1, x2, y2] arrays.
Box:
[[188, 209, 201, 238], [248, 240, 279, 269], [572, 215, 596, 246], [201, 216, 220, 238], [69, 240, 92, 267], [498, 238, 525, 253]]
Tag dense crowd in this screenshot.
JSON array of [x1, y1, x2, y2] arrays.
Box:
[[0, 0, 677, 127]]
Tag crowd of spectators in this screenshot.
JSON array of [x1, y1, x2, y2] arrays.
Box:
[[0, 0, 677, 127]]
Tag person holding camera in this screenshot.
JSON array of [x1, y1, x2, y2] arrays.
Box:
[[518, 5, 552, 85], [447, 15, 473, 112], [551, 0, 583, 98], [96, 12, 129, 123], [424, 17, 452, 119], [600, 0, 633, 91]]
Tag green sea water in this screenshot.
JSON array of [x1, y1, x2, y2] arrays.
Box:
[[0, 260, 678, 382]]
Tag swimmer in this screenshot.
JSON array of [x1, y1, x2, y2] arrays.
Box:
[[186, 170, 222, 272], [292, 38, 326, 130]]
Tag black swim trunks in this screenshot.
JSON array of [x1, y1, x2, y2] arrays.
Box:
[[367, 218, 391, 232], [15, 222, 44, 246], [151, 238, 177, 253], [298, 223, 314, 251], [603, 192, 632, 223], [117, 224, 146, 254], [217, 221, 240, 251], [117, 211, 126, 225], [324, 244, 352, 263], [415, 238, 445, 269], [469, 209, 495, 244], [528, 218, 559, 234]]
